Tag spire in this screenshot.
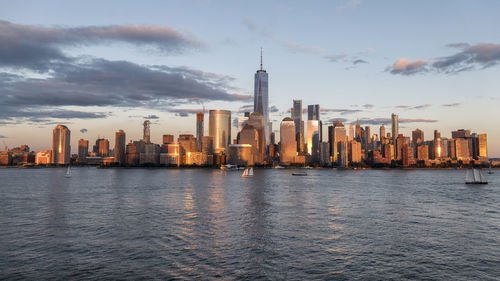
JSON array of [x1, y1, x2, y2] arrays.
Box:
[[260, 47, 263, 71]]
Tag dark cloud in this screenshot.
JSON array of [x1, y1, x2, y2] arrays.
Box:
[[326, 118, 349, 123], [324, 54, 347, 62], [144, 115, 160, 119], [0, 135, 6, 138], [362, 104, 374, 109], [170, 108, 203, 117], [270, 105, 279, 113], [0, 20, 202, 71], [357, 117, 438, 125], [389, 43, 500, 75], [353, 59, 368, 64], [80, 128, 88, 133], [442, 103, 461, 107], [321, 108, 363, 115]]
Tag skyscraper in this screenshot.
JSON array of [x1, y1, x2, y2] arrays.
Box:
[[247, 112, 265, 163], [329, 121, 347, 163], [478, 133, 487, 159], [308, 104, 320, 120], [292, 99, 304, 152], [391, 114, 399, 143], [209, 110, 231, 153], [307, 120, 320, 161], [254, 49, 269, 145], [379, 125, 386, 142], [143, 120, 151, 144], [349, 124, 354, 141], [412, 128, 424, 145], [114, 129, 126, 163], [196, 112, 204, 152], [78, 139, 88, 163], [98, 139, 110, 156], [51, 124, 71, 164], [280, 117, 297, 164]]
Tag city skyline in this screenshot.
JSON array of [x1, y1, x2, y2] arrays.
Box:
[[0, 1, 499, 156]]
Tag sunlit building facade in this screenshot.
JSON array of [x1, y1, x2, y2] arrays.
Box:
[[78, 139, 89, 163], [209, 110, 231, 153], [51, 124, 71, 165], [280, 117, 297, 164], [114, 130, 126, 163], [254, 51, 269, 145]]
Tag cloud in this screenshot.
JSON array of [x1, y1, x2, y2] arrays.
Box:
[[388, 43, 500, 75], [321, 108, 363, 115], [356, 117, 437, 125], [80, 128, 88, 133], [144, 115, 160, 119], [170, 108, 203, 117], [353, 59, 368, 65], [0, 135, 6, 138], [324, 54, 347, 62], [270, 105, 279, 113], [442, 103, 461, 107], [336, 0, 361, 13], [388, 58, 428, 75], [0, 20, 203, 71], [326, 118, 349, 123], [395, 104, 432, 110], [362, 104, 374, 109]]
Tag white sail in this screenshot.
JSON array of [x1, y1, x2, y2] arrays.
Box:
[[241, 168, 248, 177], [478, 170, 486, 183], [65, 166, 72, 178], [473, 169, 480, 182], [248, 168, 254, 176]]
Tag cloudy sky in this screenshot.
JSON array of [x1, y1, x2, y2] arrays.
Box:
[[1, 0, 499, 156]]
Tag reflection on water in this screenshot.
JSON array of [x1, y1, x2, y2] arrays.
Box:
[[0, 168, 499, 280]]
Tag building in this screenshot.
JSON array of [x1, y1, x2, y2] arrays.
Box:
[[140, 143, 160, 164], [478, 133, 487, 159], [185, 152, 208, 166], [455, 138, 470, 160], [254, 49, 269, 145], [98, 139, 110, 157], [114, 130, 126, 163], [178, 134, 198, 164], [363, 126, 371, 150], [209, 109, 231, 153], [349, 140, 362, 163], [402, 144, 415, 167], [349, 124, 354, 141], [308, 104, 320, 120], [307, 120, 320, 161], [196, 112, 204, 152], [143, 120, 151, 143], [329, 121, 346, 163], [126, 141, 139, 165], [247, 112, 265, 164], [395, 134, 409, 161], [160, 143, 180, 166], [228, 144, 254, 166], [417, 145, 429, 161], [36, 150, 52, 165], [391, 113, 399, 143], [280, 117, 297, 165], [452, 129, 471, 139], [239, 124, 259, 165], [320, 142, 331, 166], [163, 134, 174, 144], [78, 139, 89, 163], [412, 129, 424, 145], [380, 125, 386, 142], [292, 99, 305, 153], [237, 117, 249, 133], [338, 141, 348, 168], [51, 124, 71, 165]]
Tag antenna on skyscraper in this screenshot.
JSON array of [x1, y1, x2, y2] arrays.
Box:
[[260, 47, 263, 71]]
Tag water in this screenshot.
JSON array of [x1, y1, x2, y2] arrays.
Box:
[[0, 168, 499, 280]]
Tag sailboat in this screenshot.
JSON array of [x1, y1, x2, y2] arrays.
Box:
[[65, 166, 72, 178], [465, 168, 487, 184], [241, 167, 254, 178]]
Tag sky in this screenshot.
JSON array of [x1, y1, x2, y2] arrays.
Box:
[[0, 0, 499, 156]]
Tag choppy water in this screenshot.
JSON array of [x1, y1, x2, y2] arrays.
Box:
[[0, 168, 499, 280]]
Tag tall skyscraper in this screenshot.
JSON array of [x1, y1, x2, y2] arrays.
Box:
[[307, 120, 320, 161], [78, 139, 88, 163], [209, 110, 231, 153], [391, 113, 399, 142], [280, 117, 297, 164], [196, 112, 204, 152], [349, 124, 354, 141], [247, 112, 266, 164], [329, 121, 347, 163], [412, 128, 424, 145], [98, 139, 110, 156], [143, 120, 151, 144], [114, 130, 126, 163], [51, 124, 71, 164], [478, 133, 487, 159], [380, 125, 386, 142], [292, 99, 304, 152], [308, 104, 320, 120], [254, 48, 269, 145]]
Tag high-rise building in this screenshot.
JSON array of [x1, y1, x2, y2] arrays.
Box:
[[478, 133, 487, 159], [280, 117, 297, 164], [143, 120, 151, 143], [162, 134, 174, 144], [307, 120, 320, 162], [349, 124, 354, 141], [434, 130, 441, 140], [452, 129, 471, 139], [239, 124, 260, 164], [379, 125, 386, 142], [349, 140, 362, 163], [78, 139, 88, 163], [292, 99, 305, 153], [412, 129, 424, 145], [196, 112, 204, 152], [209, 110, 231, 153], [391, 114, 399, 143], [254, 49, 269, 145], [114, 130, 126, 163], [51, 124, 71, 165], [307, 104, 320, 121], [202, 136, 214, 155], [455, 138, 470, 160], [98, 139, 110, 157], [126, 141, 140, 165], [364, 126, 371, 150], [417, 145, 429, 161], [248, 112, 266, 163], [329, 121, 346, 163], [355, 120, 362, 141]]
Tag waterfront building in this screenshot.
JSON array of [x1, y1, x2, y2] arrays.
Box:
[[348, 140, 362, 163], [247, 112, 266, 163], [395, 134, 409, 161], [51, 124, 71, 165], [412, 129, 424, 145], [228, 144, 254, 166], [338, 141, 348, 168], [209, 110, 231, 153], [126, 141, 139, 165], [98, 139, 110, 157], [402, 144, 415, 167], [308, 104, 320, 121], [78, 139, 89, 163], [280, 117, 297, 165], [202, 136, 214, 155], [379, 125, 386, 143], [196, 112, 204, 152], [140, 143, 160, 164], [143, 120, 151, 143], [254, 49, 269, 145], [178, 134, 198, 156], [307, 120, 320, 160], [478, 133, 487, 159], [160, 143, 180, 166], [114, 130, 126, 163], [455, 138, 470, 160], [239, 124, 260, 165], [349, 124, 354, 141], [417, 145, 429, 161], [185, 152, 208, 166], [35, 150, 52, 165], [320, 142, 330, 166], [452, 129, 471, 139], [329, 121, 347, 163], [162, 134, 174, 144]]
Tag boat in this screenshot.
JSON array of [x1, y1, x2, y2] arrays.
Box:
[[292, 172, 307, 176], [241, 167, 254, 177], [488, 163, 494, 174], [465, 168, 487, 184], [65, 166, 72, 178]]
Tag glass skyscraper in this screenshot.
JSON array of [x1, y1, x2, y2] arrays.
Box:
[[254, 49, 269, 146]]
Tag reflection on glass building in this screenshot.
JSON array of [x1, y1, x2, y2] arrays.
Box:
[[209, 110, 231, 153]]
